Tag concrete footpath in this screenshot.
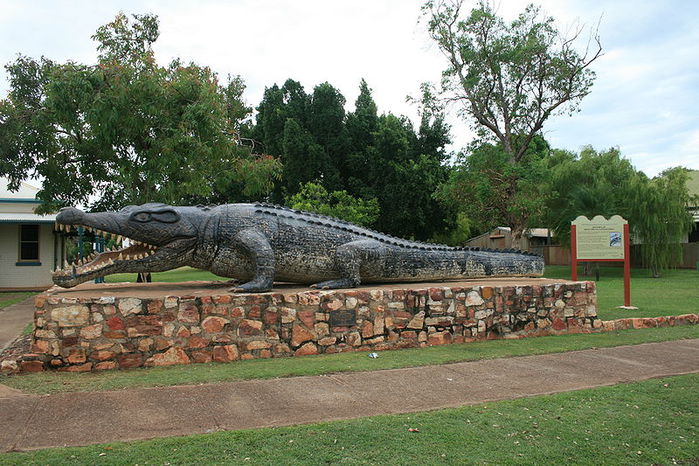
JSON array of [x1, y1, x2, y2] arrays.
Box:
[[0, 339, 698, 452], [0, 297, 35, 351]]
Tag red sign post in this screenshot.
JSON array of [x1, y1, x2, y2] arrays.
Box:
[[571, 216, 632, 308]]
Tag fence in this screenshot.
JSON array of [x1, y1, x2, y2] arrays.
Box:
[[530, 243, 698, 269]]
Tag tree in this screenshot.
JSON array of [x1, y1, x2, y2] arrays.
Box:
[[424, 0, 602, 247], [0, 13, 280, 212], [423, 0, 602, 162], [631, 168, 696, 277], [438, 135, 552, 238], [285, 182, 379, 227], [544, 147, 695, 277], [345, 79, 379, 197], [280, 118, 327, 193], [543, 146, 637, 244]]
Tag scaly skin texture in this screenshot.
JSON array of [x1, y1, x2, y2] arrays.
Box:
[[53, 203, 544, 291]]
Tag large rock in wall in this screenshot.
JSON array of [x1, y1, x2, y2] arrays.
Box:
[[25, 281, 600, 372]]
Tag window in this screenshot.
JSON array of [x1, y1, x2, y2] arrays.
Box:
[[19, 224, 40, 261]]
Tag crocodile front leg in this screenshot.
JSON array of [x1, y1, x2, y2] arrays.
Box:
[[230, 228, 275, 293]]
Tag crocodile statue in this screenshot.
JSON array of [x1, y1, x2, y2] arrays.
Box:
[[52, 203, 544, 291]]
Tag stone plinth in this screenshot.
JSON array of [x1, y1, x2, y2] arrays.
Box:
[[23, 278, 599, 372]]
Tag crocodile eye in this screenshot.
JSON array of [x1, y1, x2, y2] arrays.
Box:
[[151, 210, 180, 223], [132, 212, 152, 223]]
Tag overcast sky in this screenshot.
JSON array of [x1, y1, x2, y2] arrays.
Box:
[[1, 0, 697, 177]]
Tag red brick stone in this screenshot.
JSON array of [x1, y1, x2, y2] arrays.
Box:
[[274, 343, 291, 354], [429, 288, 444, 301], [239, 319, 263, 336], [80, 323, 102, 339], [259, 349, 273, 359], [214, 295, 232, 304], [146, 347, 190, 367], [427, 331, 452, 346], [147, 300, 163, 314], [106, 317, 125, 330], [154, 337, 174, 351], [103, 330, 126, 339], [361, 320, 374, 338], [34, 295, 46, 308], [191, 349, 213, 364], [202, 316, 228, 333], [66, 348, 87, 364], [177, 303, 200, 323], [247, 305, 262, 319], [118, 353, 143, 369], [245, 340, 272, 350], [31, 340, 49, 353], [127, 324, 162, 337], [213, 345, 239, 362], [347, 331, 362, 346], [92, 350, 116, 361], [294, 342, 318, 356], [20, 360, 44, 372], [188, 335, 209, 349], [401, 330, 418, 339], [552, 318, 567, 331], [59, 362, 92, 372], [95, 361, 117, 371], [291, 324, 315, 347], [297, 310, 316, 327], [264, 310, 278, 326], [177, 326, 191, 338]]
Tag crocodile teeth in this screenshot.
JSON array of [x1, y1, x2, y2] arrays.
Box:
[[117, 253, 123, 260]]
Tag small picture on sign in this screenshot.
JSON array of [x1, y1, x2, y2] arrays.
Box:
[[609, 232, 622, 247]]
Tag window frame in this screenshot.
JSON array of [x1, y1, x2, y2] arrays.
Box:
[[17, 224, 41, 265]]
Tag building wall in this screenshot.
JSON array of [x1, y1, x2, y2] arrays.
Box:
[[0, 201, 40, 214], [0, 223, 57, 289]]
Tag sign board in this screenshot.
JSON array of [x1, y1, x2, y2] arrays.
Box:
[[329, 309, 357, 327], [570, 215, 631, 307], [572, 215, 627, 260]]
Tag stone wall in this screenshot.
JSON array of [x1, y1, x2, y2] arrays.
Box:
[[13, 281, 600, 373]]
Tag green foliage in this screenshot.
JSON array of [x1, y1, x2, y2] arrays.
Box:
[[544, 146, 638, 245], [0, 13, 280, 212], [631, 168, 696, 277], [253, 78, 455, 240], [438, 135, 553, 240], [544, 148, 696, 276], [285, 182, 379, 227], [424, 0, 601, 245], [423, 0, 601, 162]]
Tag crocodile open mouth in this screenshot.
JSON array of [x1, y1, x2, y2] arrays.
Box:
[[52, 223, 158, 282]]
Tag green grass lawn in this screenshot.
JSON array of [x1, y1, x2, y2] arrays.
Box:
[[2, 325, 696, 395], [0, 292, 35, 311], [105, 266, 227, 283], [545, 265, 698, 320], [3, 373, 696, 465]]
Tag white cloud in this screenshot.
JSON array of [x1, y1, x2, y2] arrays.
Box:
[[0, 0, 697, 177]]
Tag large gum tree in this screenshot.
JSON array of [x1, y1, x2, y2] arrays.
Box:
[[424, 0, 602, 246]]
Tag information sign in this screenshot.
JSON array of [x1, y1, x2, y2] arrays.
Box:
[[571, 215, 631, 307]]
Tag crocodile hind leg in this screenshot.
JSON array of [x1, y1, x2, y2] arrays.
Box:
[[230, 228, 275, 293], [312, 239, 386, 290]]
